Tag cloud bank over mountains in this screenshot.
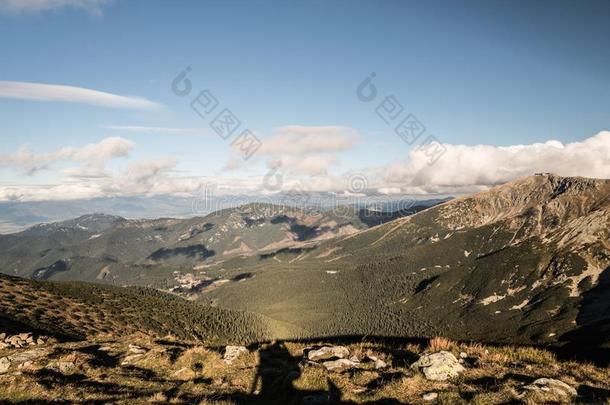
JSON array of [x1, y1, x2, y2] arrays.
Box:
[[0, 129, 608, 202]]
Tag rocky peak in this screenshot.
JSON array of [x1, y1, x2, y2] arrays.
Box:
[[436, 174, 610, 234]]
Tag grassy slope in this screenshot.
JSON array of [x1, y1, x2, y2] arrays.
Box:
[[0, 274, 303, 344]]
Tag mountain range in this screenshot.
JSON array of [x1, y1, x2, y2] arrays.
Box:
[[1, 174, 609, 353]]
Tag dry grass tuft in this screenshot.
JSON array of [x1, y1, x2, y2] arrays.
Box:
[[427, 336, 457, 353]]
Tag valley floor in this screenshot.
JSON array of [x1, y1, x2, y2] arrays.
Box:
[[1, 335, 609, 404]]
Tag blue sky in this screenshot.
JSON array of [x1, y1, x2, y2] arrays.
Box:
[[0, 0, 609, 200]]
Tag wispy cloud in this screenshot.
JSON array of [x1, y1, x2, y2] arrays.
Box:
[[0, 81, 162, 110], [104, 126, 210, 136], [257, 126, 358, 155], [226, 125, 358, 175], [0, 137, 134, 175], [0, 0, 112, 15]]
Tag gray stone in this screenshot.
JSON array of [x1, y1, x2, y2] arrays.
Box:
[[223, 345, 248, 364], [368, 355, 388, 370], [128, 344, 147, 354], [121, 354, 144, 365], [422, 392, 438, 401], [58, 361, 75, 373], [521, 378, 577, 397], [7, 348, 48, 365], [322, 358, 359, 372], [307, 346, 350, 362], [0, 357, 10, 374], [411, 351, 465, 381]]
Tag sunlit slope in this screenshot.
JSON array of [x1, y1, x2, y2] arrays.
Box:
[[206, 175, 610, 347]]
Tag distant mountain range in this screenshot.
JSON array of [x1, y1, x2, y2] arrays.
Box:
[[1, 174, 608, 353], [0, 200, 441, 287], [0, 195, 450, 234]]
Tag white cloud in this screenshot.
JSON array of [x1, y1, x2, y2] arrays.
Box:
[[383, 131, 610, 194], [226, 125, 358, 176], [0, 81, 161, 110], [0, 137, 134, 175], [1, 131, 608, 202], [257, 126, 357, 155], [0, 0, 112, 15]]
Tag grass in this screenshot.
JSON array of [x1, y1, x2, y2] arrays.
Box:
[[3, 335, 607, 404]]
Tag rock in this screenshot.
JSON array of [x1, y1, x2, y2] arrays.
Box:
[[422, 392, 438, 401], [521, 378, 577, 397], [17, 361, 33, 370], [0, 333, 6, 341], [36, 338, 45, 345], [368, 355, 388, 370], [322, 358, 359, 372], [459, 352, 468, 359], [0, 357, 10, 374], [128, 344, 147, 354], [18, 333, 31, 341], [223, 345, 248, 364], [121, 354, 144, 365], [0, 342, 9, 350], [58, 361, 75, 373], [307, 346, 350, 362], [411, 351, 465, 381], [8, 348, 48, 365]]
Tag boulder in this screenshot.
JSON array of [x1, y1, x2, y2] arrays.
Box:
[[367, 355, 388, 370], [128, 344, 147, 354], [223, 345, 248, 364], [58, 361, 76, 374], [422, 392, 438, 401], [121, 354, 144, 365], [307, 346, 350, 362], [7, 348, 48, 366], [0, 357, 10, 374], [322, 358, 359, 372], [411, 351, 465, 381], [521, 378, 577, 397]]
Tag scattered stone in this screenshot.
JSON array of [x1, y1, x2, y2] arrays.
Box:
[[367, 355, 388, 370], [36, 338, 45, 345], [121, 354, 144, 365], [0, 342, 8, 350], [7, 348, 48, 366], [223, 345, 248, 364], [0, 333, 6, 341], [0, 357, 10, 374], [459, 352, 468, 359], [58, 361, 75, 374], [422, 392, 438, 401], [307, 346, 350, 362], [128, 344, 147, 354], [411, 351, 465, 381], [521, 378, 577, 397], [322, 358, 359, 372]]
